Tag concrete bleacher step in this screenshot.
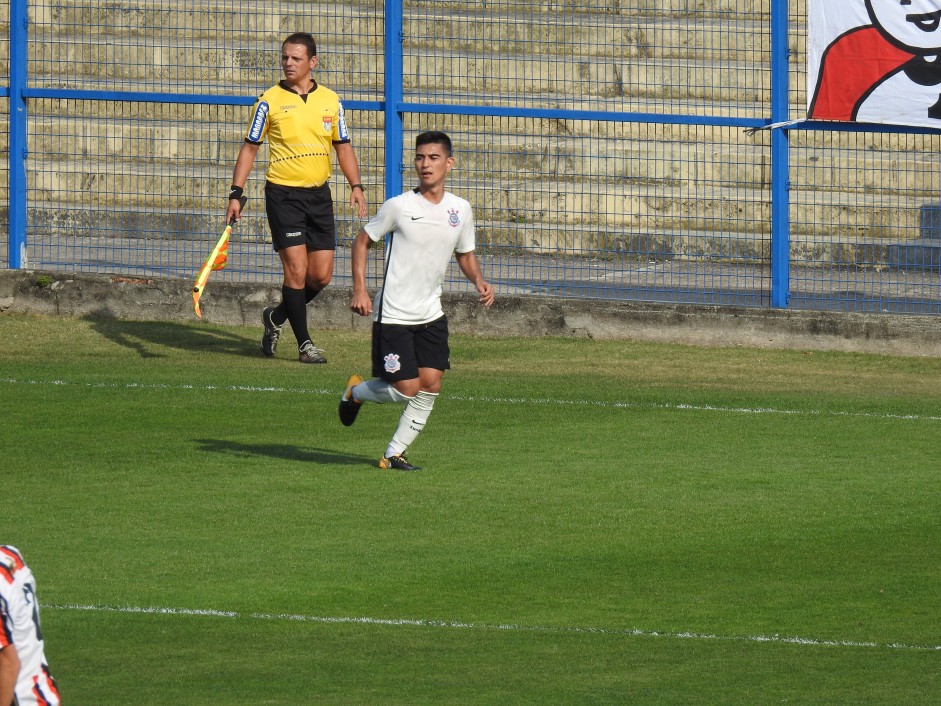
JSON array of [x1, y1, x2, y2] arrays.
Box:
[[20, 169, 931, 243], [30, 100, 936, 161], [19, 199, 931, 272], [23, 50, 772, 108], [474, 183, 931, 239], [37, 0, 775, 52], [19, 100, 941, 220], [22, 116, 941, 204], [39, 10, 774, 64], [416, 0, 787, 18], [406, 16, 770, 63]]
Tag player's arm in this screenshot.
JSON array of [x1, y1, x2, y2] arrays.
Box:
[[455, 251, 494, 307], [350, 229, 373, 317], [226, 141, 260, 223], [335, 142, 368, 219], [0, 642, 21, 706]]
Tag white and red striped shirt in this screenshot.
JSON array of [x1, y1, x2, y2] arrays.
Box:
[[0, 546, 60, 706]]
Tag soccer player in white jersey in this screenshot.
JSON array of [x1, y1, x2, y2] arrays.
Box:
[[0, 546, 60, 706], [339, 131, 495, 470]]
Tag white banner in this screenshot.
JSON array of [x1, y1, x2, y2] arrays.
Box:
[[808, 0, 941, 128]]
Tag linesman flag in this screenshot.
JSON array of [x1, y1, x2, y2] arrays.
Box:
[[193, 196, 246, 319]]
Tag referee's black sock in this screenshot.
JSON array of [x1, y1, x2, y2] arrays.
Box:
[[281, 285, 310, 347], [268, 287, 319, 337], [268, 304, 288, 328]]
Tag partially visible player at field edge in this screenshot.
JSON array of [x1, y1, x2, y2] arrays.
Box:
[[0, 545, 61, 706], [339, 131, 494, 470], [226, 32, 368, 364]]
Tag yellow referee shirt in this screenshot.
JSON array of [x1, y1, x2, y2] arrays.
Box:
[[244, 80, 351, 188]]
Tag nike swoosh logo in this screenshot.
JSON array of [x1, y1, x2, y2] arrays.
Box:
[[411, 216, 424, 221]]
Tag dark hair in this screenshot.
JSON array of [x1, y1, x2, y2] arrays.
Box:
[[282, 32, 317, 58], [415, 131, 452, 157]]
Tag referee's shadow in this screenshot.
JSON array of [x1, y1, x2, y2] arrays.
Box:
[[195, 439, 374, 467], [85, 314, 255, 358]]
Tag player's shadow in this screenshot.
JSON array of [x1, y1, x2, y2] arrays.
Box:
[[84, 313, 255, 358], [195, 438, 373, 467]]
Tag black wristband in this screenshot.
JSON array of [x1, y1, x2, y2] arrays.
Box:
[[351, 184, 364, 192], [228, 185, 244, 201]]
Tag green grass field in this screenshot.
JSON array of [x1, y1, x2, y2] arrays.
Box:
[[1, 312, 939, 704]]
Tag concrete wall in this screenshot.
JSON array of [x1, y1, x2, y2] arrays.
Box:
[[2, 269, 938, 357]]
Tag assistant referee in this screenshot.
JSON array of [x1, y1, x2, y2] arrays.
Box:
[[226, 32, 368, 364]]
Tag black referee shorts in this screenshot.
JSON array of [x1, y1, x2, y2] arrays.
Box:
[[265, 182, 337, 252], [372, 316, 451, 381]]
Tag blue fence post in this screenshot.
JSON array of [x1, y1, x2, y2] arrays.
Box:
[[769, 0, 790, 308], [8, 0, 28, 269], [384, 0, 404, 199]]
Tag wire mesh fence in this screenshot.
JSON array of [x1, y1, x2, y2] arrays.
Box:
[[31, 0, 383, 98], [403, 1, 771, 118], [789, 129, 941, 314], [2, 0, 940, 315], [1, 0, 9, 268], [0, 96, 8, 270], [404, 114, 773, 304]]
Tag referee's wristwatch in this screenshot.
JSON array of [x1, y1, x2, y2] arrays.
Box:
[[350, 183, 365, 192]]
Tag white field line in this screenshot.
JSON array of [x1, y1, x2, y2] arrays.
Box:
[[47, 603, 941, 652], [2, 376, 940, 422]]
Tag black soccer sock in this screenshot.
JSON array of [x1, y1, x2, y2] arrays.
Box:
[[269, 303, 288, 327], [281, 285, 310, 347], [305, 286, 322, 304]]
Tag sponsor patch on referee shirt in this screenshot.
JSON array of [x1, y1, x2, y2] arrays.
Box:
[[248, 101, 269, 142]]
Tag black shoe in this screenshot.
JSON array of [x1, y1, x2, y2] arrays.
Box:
[[298, 340, 327, 364], [261, 307, 283, 357], [379, 454, 422, 471], [339, 374, 364, 426]]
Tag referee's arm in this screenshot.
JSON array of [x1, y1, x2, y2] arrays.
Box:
[[226, 142, 260, 222], [335, 142, 368, 219]]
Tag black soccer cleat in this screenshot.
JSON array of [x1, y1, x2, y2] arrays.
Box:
[[338, 374, 364, 426], [261, 307, 283, 357], [298, 340, 327, 364], [378, 454, 422, 471]]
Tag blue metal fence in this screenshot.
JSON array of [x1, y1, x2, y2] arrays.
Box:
[[2, 0, 940, 315]]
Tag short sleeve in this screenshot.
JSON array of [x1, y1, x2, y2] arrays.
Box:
[[454, 203, 476, 254], [244, 98, 270, 144], [334, 101, 351, 144], [363, 195, 404, 242]]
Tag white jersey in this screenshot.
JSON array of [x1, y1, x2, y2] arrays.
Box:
[[363, 188, 476, 325], [0, 546, 60, 706]]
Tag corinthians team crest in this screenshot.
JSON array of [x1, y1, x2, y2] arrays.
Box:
[[383, 352, 401, 374], [447, 208, 460, 228]]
